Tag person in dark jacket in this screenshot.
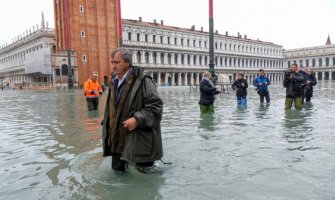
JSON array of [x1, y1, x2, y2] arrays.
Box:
[[283, 64, 305, 110], [304, 68, 317, 102], [232, 73, 248, 106], [253, 69, 271, 103], [102, 47, 163, 173], [199, 72, 219, 113]]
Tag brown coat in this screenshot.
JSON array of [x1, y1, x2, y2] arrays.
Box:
[[102, 66, 163, 163]]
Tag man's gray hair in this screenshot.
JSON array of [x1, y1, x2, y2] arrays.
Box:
[[111, 47, 132, 65]]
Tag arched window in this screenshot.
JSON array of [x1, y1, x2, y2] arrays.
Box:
[[187, 55, 191, 65], [153, 52, 157, 64], [306, 59, 309, 67], [299, 60, 303, 67], [205, 56, 208, 65], [199, 56, 202, 65], [193, 55, 197, 65], [136, 51, 141, 63], [61, 64, 68, 75], [181, 54, 184, 65], [220, 57, 223, 66], [145, 52, 149, 63], [174, 54, 178, 64], [319, 58, 322, 66], [312, 59, 316, 67], [168, 54, 171, 64], [160, 53, 164, 64], [326, 57, 329, 66], [333, 57, 335, 66], [215, 57, 218, 65]]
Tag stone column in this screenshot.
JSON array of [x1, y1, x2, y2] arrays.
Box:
[[178, 54, 182, 65], [149, 52, 153, 64], [140, 51, 145, 64], [157, 72, 161, 86], [165, 73, 169, 86], [322, 71, 325, 80], [132, 53, 137, 64], [184, 72, 188, 86], [172, 73, 175, 86], [178, 73, 182, 86], [196, 72, 200, 85]]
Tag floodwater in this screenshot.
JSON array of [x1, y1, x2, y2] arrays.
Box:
[[0, 82, 335, 200]]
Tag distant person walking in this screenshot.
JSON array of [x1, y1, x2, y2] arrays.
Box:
[[304, 68, 317, 102], [253, 69, 271, 103], [199, 72, 220, 114], [84, 71, 103, 110], [283, 64, 305, 110], [232, 73, 248, 106]]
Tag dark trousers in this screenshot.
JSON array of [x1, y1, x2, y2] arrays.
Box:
[[259, 90, 270, 103], [86, 97, 99, 110], [112, 153, 154, 172]]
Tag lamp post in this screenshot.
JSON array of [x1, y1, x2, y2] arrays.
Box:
[[208, 0, 216, 83], [117, 0, 123, 47]]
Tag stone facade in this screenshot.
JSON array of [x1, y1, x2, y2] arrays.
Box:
[[122, 18, 286, 86], [0, 14, 56, 89], [54, 0, 119, 86], [283, 43, 335, 80]]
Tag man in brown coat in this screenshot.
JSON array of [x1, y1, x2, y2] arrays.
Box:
[[102, 47, 163, 172]]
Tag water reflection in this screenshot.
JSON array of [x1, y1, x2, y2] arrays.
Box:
[[199, 113, 215, 132]]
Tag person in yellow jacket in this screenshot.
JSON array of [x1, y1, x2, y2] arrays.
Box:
[[84, 71, 103, 110]]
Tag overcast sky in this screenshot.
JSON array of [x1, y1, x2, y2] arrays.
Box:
[[0, 0, 334, 49]]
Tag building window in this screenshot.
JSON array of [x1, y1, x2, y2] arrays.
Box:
[[174, 54, 178, 64], [187, 39, 190, 46], [56, 69, 60, 76], [137, 33, 140, 41], [319, 58, 322, 66], [160, 53, 164, 64], [181, 54, 184, 64], [153, 52, 157, 64], [174, 38, 177, 45], [153, 35, 156, 43], [79, 5, 84, 13], [168, 54, 171, 64], [145, 34, 148, 42], [326, 57, 329, 66], [199, 41, 202, 47], [193, 40, 196, 47], [306, 60, 309, 67], [82, 55, 87, 62], [215, 43, 217, 49], [199, 56, 202, 65], [205, 42, 207, 48], [181, 39, 184, 46], [81, 31, 85, 37], [62, 64, 68, 75], [167, 37, 170, 44], [193, 55, 197, 65], [312, 59, 315, 67], [145, 52, 149, 63], [136, 51, 141, 63], [128, 32, 132, 40], [160, 36, 164, 44], [187, 55, 190, 65]]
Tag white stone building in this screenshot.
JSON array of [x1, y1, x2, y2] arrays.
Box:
[[0, 13, 78, 89], [283, 36, 335, 80], [122, 18, 286, 86]]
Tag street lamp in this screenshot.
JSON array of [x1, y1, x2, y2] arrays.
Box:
[[208, 0, 216, 84]]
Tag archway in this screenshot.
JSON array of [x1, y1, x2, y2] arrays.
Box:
[[317, 72, 322, 80], [325, 72, 329, 80], [174, 73, 179, 86], [153, 72, 158, 84]]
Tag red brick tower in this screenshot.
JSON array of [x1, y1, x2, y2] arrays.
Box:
[[54, 0, 120, 86]]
